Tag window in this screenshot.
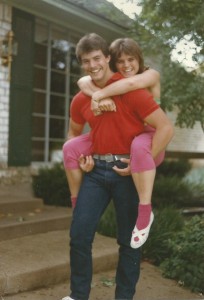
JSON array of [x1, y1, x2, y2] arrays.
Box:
[[32, 20, 81, 162]]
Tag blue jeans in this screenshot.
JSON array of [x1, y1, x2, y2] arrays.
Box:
[[70, 159, 140, 300]]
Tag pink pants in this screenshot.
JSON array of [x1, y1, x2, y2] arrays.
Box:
[[63, 133, 92, 169], [130, 126, 165, 173], [63, 128, 165, 172]]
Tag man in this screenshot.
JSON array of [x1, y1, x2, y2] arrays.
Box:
[[62, 33, 174, 300]]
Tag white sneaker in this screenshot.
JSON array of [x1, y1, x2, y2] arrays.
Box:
[[62, 297, 74, 300]]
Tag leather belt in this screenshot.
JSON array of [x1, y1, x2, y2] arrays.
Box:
[[93, 153, 130, 163]]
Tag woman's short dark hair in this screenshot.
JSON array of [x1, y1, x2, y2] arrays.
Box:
[[76, 33, 110, 64], [109, 38, 145, 74]]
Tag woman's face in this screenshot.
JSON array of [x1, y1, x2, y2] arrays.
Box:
[[115, 53, 140, 77]]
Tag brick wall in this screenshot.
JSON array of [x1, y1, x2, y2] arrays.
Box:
[[0, 4, 11, 167]]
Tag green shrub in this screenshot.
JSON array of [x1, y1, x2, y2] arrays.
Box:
[[142, 207, 184, 265], [161, 215, 204, 293], [97, 201, 117, 238], [157, 159, 191, 178], [153, 175, 204, 208], [152, 159, 195, 208], [97, 204, 185, 268], [32, 163, 71, 207], [152, 176, 193, 208]]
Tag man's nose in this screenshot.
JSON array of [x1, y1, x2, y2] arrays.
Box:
[[89, 60, 97, 68]]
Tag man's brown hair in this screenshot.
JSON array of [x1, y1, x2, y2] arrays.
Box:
[[76, 33, 110, 64]]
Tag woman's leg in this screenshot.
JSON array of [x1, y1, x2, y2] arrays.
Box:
[[130, 130, 165, 248], [62, 133, 92, 208]]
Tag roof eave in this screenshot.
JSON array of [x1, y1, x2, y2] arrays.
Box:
[[3, 0, 128, 41]]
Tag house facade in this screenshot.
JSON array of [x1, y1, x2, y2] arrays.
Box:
[[0, 0, 203, 172], [0, 0, 129, 169]]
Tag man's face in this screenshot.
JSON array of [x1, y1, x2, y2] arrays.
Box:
[[115, 53, 140, 77], [80, 50, 111, 85]]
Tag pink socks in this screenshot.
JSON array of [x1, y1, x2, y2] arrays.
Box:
[[71, 196, 77, 209], [136, 203, 152, 230]]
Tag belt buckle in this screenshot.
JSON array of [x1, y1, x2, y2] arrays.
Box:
[[105, 153, 114, 162]]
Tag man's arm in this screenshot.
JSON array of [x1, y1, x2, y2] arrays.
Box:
[[67, 118, 84, 140], [144, 108, 174, 158], [112, 107, 174, 177]]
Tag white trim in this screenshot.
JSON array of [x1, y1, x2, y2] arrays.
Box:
[[2, 0, 127, 40]]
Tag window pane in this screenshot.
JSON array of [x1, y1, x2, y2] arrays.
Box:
[[70, 75, 80, 96], [50, 95, 65, 116], [51, 40, 69, 71], [31, 140, 44, 161], [33, 92, 46, 114], [32, 116, 45, 137], [34, 67, 46, 90], [51, 71, 65, 93], [70, 52, 81, 74], [50, 117, 65, 139], [35, 43, 47, 66]]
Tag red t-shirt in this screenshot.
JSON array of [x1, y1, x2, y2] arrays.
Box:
[[70, 73, 159, 154]]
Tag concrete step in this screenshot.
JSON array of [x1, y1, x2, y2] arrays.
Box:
[[0, 182, 34, 198], [0, 182, 44, 214], [0, 206, 72, 241], [0, 195, 44, 214], [0, 230, 118, 296]]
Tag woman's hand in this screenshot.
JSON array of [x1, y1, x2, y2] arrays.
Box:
[[92, 90, 105, 103], [78, 155, 95, 172], [98, 98, 116, 112], [91, 98, 116, 116]]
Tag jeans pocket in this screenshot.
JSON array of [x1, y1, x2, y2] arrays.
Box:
[[114, 160, 128, 169]]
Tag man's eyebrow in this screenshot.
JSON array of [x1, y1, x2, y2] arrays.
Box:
[[93, 55, 101, 59]]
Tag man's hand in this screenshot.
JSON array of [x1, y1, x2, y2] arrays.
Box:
[[91, 98, 102, 116], [112, 158, 131, 176], [78, 155, 95, 172]]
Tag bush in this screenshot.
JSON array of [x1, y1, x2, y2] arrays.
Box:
[[152, 176, 193, 208], [142, 207, 184, 265], [97, 204, 185, 268], [161, 215, 204, 293], [32, 163, 71, 207], [153, 159, 204, 208], [157, 159, 191, 178]]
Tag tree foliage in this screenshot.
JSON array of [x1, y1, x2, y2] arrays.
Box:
[[129, 0, 204, 130]]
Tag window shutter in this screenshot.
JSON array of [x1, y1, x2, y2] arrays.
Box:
[[8, 8, 35, 166]]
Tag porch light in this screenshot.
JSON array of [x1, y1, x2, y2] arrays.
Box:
[[0, 30, 18, 80]]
